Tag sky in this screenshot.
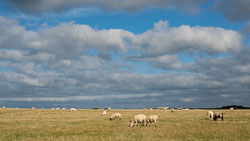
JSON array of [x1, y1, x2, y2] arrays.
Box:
[[0, 0, 250, 109]]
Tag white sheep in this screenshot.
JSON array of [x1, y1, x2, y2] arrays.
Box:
[[103, 111, 107, 115], [130, 114, 147, 127], [146, 115, 159, 126], [110, 113, 121, 120], [207, 110, 214, 120], [171, 108, 174, 112], [70, 108, 77, 112]]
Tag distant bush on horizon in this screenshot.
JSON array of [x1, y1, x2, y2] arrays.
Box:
[[220, 105, 250, 109]]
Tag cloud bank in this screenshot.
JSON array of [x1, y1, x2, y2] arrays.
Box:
[[4, 0, 207, 14], [0, 16, 249, 108]]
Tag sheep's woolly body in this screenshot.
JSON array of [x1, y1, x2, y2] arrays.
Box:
[[110, 113, 121, 120], [70, 108, 77, 112], [130, 114, 147, 127], [147, 115, 159, 126]]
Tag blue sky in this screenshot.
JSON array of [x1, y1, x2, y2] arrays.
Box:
[[0, 0, 250, 109]]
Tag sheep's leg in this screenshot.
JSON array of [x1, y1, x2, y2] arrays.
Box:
[[213, 116, 217, 121]]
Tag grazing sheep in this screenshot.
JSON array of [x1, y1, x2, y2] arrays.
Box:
[[213, 112, 224, 121], [146, 115, 159, 126], [2, 106, 6, 109], [130, 114, 147, 127], [110, 113, 121, 120], [70, 108, 77, 112], [32, 107, 35, 109], [56, 107, 60, 110], [62, 108, 66, 110], [103, 111, 107, 115], [171, 108, 174, 112], [207, 111, 214, 120], [230, 107, 234, 110]]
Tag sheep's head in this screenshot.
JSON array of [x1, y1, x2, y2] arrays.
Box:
[[129, 120, 133, 127], [157, 115, 159, 119]]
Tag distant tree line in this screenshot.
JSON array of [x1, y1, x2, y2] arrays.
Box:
[[220, 105, 250, 109]]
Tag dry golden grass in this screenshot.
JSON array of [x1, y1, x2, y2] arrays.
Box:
[[0, 108, 250, 141]]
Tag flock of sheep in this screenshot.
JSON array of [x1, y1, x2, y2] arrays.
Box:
[[1, 106, 225, 126], [104, 110, 224, 127], [106, 112, 159, 127]]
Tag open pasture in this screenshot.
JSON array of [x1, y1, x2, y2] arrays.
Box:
[[0, 109, 249, 141]]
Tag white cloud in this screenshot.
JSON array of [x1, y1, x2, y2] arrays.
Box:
[[1, 17, 243, 61], [0, 72, 44, 87], [0, 50, 55, 62], [0, 93, 163, 102], [179, 98, 194, 102], [134, 21, 243, 57]]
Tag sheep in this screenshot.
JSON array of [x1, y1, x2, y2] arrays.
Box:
[[110, 113, 121, 120], [103, 111, 107, 115], [70, 108, 77, 112], [171, 108, 174, 112], [56, 107, 60, 110], [230, 107, 234, 110], [146, 115, 159, 126], [207, 110, 214, 120], [213, 112, 224, 121], [130, 114, 147, 127], [62, 108, 66, 110], [207, 111, 224, 121]]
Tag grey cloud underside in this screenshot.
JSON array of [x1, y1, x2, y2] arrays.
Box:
[[0, 16, 249, 108], [241, 22, 250, 37], [4, 0, 207, 14], [214, 0, 250, 21]]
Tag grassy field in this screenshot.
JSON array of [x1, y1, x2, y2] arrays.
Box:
[[0, 108, 250, 141]]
